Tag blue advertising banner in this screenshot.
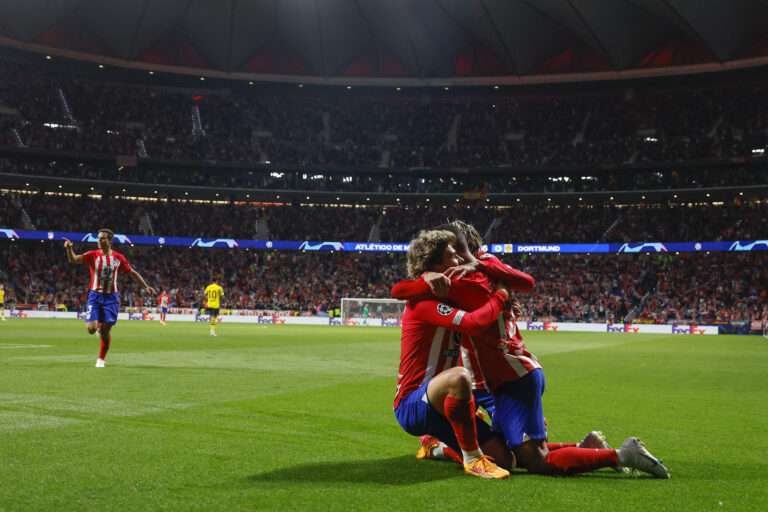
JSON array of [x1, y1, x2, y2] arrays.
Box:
[[1, 228, 767, 254]]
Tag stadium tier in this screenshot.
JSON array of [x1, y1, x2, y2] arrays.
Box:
[[2, 193, 768, 243], [1, 59, 768, 168]]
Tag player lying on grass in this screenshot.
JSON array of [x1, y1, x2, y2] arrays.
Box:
[[64, 229, 155, 368], [394, 229, 514, 479], [393, 221, 670, 478]]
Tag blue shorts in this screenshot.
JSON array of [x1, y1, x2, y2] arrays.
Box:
[[492, 369, 547, 449], [395, 380, 495, 452], [161, 307, 169, 314], [86, 291, 120, 325]]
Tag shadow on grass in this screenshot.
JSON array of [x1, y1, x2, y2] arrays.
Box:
[[248, 455, 463, 486]]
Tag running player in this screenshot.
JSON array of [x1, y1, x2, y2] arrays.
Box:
[[157, 288, 170, 325], [0, 283, 6, 321], [204, 280, 224, 336], [64, 229, 155, 368], [393, 221, 670, 478], [395, 229, 512, 479]]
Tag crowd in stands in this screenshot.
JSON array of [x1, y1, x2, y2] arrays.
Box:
[[2, 157, 766, 196], [3, 58, 768, 172], [2, 58, 766, 326], [2, 191, 766, 244], [1, 242, 765, 325]]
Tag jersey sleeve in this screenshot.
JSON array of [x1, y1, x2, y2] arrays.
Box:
[[411, 290, 508, 336], [477, 254, 535, 293], [391, 277, 433, 301], [115, 252, 133, 273]]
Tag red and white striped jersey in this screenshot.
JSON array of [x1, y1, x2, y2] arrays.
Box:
[[158, 292, 170, 307], [82, 250, 133, 294], [391, 253, 540, 393], [393, 290, 508, 409]]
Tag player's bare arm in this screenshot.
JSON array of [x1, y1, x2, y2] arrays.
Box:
[[130, 269, 156, 295], [63, 238, 84, 264]]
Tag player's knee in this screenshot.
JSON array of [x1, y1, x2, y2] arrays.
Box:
[[445, 368, 472, 395]]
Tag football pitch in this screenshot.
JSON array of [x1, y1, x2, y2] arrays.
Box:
[[1, 320, 766, 512]]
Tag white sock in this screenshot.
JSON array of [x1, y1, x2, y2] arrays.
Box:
[[430, 442, 448, 460], [461, 449, 483, 464]]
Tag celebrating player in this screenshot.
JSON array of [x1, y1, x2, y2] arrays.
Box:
[[204, 280, 224, 336], [64, 229, 155, 368], [395, 229, 513, 480], [393, 221, 670, 478], [157, 288, 170, 325]]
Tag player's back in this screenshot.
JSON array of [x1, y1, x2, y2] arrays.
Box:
[[444, 272, 541, 391], [204, 283, 223, 307]]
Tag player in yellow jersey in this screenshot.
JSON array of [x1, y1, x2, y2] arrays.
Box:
[[0, 283, 6, 321], [204, 281, 224, 336]]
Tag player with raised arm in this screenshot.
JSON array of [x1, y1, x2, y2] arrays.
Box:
[[204, 280, 224, 336], [395, 229, 513, 480], [64, 229, 155, 368], [394, 221, 670, 478], [157, 288, 170, 325]]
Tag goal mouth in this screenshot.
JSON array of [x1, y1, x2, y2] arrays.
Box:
[[340, 298, 406, 327]]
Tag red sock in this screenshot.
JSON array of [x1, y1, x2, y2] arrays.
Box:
[[441, 445, 463, 465], [443, 396, 479, 452], [547, 442, 577, 451], [545, 447, 618, 475], [99, 334, 111, 360]]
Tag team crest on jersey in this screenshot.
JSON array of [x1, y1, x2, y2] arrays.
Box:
[[437, 303, 454, 316]]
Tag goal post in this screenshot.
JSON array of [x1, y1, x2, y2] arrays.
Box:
[[340, 298, 406, 327]]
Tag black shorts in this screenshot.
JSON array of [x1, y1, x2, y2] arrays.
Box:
[[206, 308, 220, 317]]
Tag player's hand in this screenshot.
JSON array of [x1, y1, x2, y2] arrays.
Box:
[[63, 238, 72, 249], [422, 272, 450, 298], [146, 286, 156, 295], [444, 261, 478, 280]]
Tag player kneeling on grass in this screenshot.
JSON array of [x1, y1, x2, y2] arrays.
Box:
[[395, 221, 670, 479], [394, 229, 515, 480], [64, 229, 155, 368]]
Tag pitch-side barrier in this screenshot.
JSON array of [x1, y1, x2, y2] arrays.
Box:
[[9, 310, 719, 335]]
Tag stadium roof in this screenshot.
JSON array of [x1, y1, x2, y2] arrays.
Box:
[[1, 0, 768, 85]]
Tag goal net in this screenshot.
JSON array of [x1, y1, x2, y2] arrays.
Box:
[[340, 298, 406, 327]]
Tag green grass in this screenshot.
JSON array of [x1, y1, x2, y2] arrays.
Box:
[[1, 320, 766, 511]]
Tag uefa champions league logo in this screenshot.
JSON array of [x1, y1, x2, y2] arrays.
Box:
[[728, 240, 768, 251], [298, 241, 344, 251], [81, 233, 133, 244], [189, 238, 239, 248], [0, 229, 20, 239], [617, 242, 668, 253]]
